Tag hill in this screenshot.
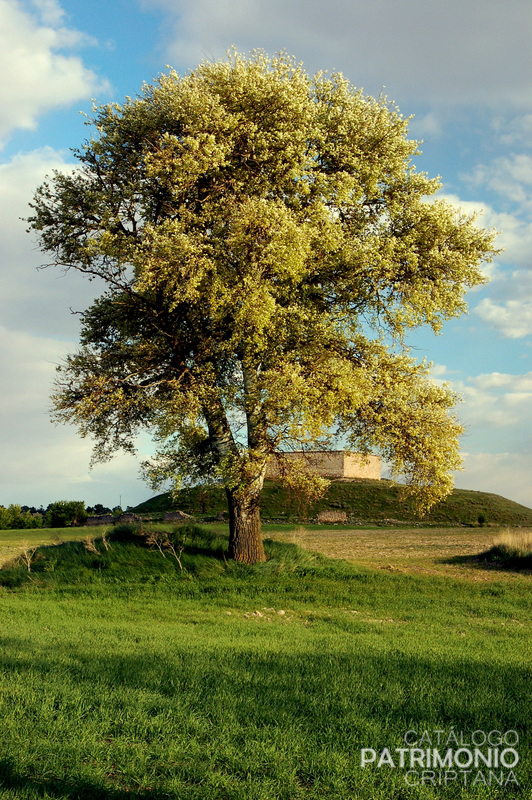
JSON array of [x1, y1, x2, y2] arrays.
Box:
[[132, 479, 532, 527]]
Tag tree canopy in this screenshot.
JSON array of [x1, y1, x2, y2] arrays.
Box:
[[28, 51, 497, 562]]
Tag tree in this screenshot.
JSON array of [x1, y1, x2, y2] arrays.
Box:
[[28, 52, 497, 563], [45, 501, 87, 528], [86, 503, 112, 515]]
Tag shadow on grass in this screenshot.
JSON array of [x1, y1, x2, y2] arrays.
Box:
[[0, 633, 529, 797], [441, 548, 532, 573], [0, 758, 171, 800]]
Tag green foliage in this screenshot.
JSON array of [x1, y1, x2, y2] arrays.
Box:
[[28, 51, 498, 560], [0, 504, 43, 530], [44, 500, 87, 528], [86, 502, 111, 514]]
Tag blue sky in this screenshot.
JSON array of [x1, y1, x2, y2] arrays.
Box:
[[1, 0, 532, 510]]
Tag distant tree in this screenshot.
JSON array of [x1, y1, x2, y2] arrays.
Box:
[[45, 501, 87, 528], [28, 51, 497, 563], [86, 503, 112, 515]]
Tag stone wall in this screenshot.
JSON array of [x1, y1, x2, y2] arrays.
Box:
[[163, 511, 193, 522], [317, 510, 347, 523], [265, 451, 381, 480], [85, 514, 114, 526]]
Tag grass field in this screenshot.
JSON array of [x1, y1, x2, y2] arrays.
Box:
[[0, 523, 530, 799], [0, 528, 90, 570]]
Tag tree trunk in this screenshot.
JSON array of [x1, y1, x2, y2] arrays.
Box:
[[226, 487, 266, 563]]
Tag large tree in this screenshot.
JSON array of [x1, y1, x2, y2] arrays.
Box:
[[28, 52, 496, 563]]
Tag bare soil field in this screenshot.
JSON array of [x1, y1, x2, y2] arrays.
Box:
[[268, 525, 530, 581]]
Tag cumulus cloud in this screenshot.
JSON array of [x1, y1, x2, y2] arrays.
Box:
[[0, 147, 106, 337], [30, 0, 66, 27], [432, 364, 532, 437], [0, 147, 146, 506], [475, 298, 532, 339], [439, 193, 532, 271], [0, 0, 107, 146], [429, 366, 532, 506], [143, 0, 532, 109], [0, 325, 153, 507], [436, 193, 532, 337], [469, 154, 532, 212], [470, 371, 532, 391], [491, 113, 532, 147]]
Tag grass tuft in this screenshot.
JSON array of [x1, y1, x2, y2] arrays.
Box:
[[475, 529, 532, 569]]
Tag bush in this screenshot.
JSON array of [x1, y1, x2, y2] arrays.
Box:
[[107, 523, 145, 543], [477, 529, 532, 569]]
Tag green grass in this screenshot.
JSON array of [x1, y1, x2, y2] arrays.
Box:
[[0, 524, 530, 799], [0, 527, 95, 570], [133, 479, 532, 527]]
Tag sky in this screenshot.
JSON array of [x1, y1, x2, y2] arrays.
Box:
[[1, 0, 532, 511]]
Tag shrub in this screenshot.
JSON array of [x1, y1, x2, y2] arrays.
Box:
[[478, 529, 532, 569]]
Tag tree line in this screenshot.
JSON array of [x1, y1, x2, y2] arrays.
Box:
[[0, 501, 124, 530]]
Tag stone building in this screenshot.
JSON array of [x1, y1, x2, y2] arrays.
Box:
[[265, 451, 381, 480]]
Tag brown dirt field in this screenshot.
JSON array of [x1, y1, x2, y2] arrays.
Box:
[[268, 526, 530, 581]]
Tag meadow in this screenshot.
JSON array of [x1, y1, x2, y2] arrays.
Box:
[[0, 523, 529, 799]]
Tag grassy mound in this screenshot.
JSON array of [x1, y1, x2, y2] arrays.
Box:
[[132, 479, 532, 527], [0, 523, 344, 595]]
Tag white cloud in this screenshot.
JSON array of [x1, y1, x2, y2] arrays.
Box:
[[491, 113, 532, 147], [144, 0, 532, 109], [433, 366, 532, 433], [409, 112, 444, 139], [471, 371, 532, 391], [0, 0, 107, 145], [455, 452, 532, 509], [429, 368, 532, 506], [0, 147, 106, 337], [30, 0, 65, 27], [439, 193, 532, 271], [0, 325, 153, 508], [0, 147, 145, 506], [437, 194, 532, 337], [475, 298, 532, 339], [470, 154, 532, 211]]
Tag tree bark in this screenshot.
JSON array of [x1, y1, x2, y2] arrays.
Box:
[[226, 486, 266, 563]]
